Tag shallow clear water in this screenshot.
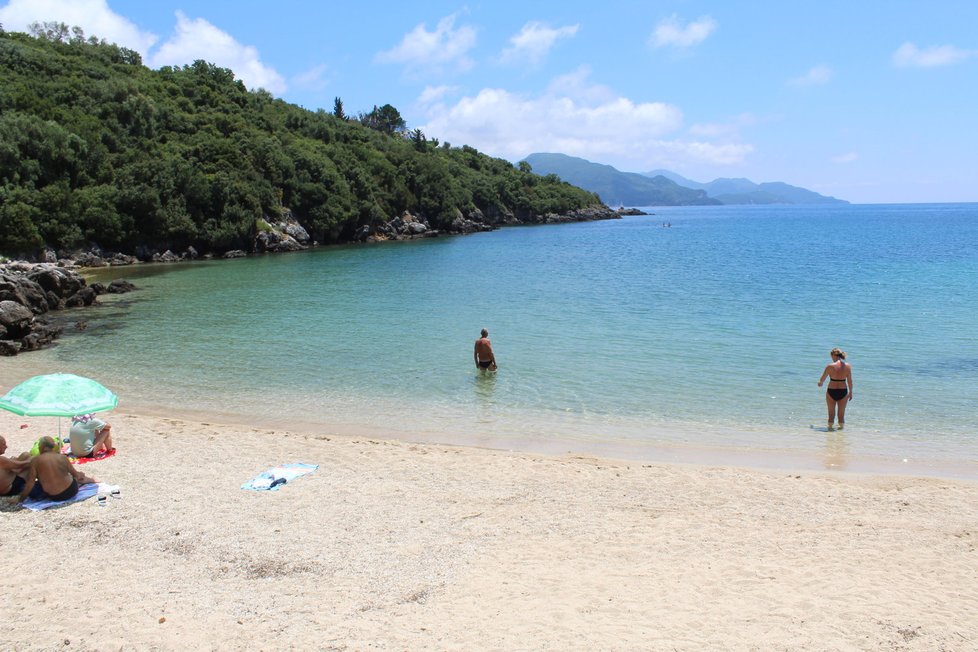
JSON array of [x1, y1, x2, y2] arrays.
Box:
[[6, 203, 978, 476]]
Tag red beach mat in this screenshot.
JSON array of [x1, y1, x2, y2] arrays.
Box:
[[61, 444, 117, 464]]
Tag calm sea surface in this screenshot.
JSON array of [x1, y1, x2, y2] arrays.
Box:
[[5, 203, 978, 477]]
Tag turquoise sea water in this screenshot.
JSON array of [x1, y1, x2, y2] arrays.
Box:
[[5, 203, 977, 477]]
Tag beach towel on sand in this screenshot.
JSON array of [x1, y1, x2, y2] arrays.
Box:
[[21, 482, 120, 512], [241, 463, 318, 491], [61, 444, 117, 464]]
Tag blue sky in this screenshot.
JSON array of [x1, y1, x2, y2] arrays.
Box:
[[2, 1, 976, 204]]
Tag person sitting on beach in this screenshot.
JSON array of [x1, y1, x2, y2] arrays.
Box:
[[818, 347, 853, 430], [0, 435, 32, 498], [69, 413, 113, 458], [14, 436, 97, 504], [474, 328, 497, 371]]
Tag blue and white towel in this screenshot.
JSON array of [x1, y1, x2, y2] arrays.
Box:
[[241, 463, 318, 491], [22, 482, 120, 512]]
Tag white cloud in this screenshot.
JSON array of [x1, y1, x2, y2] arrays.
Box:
[[292, 64, 329, 92], [375, 13, 476, 75], [417, 85, 458, 106], [689, 113, 758, 138], [788, 65, 833, 86], [546, 66, 617, 104], [649, 14, 717, 49], [892, 42, 976, 68], [656, 140, 753, 166], [832, 152, 858, 163], [0, 0, 157, 54], [418, 69, 751, 170], [499, 21, 579, 67], [148, 11, 285, 93]]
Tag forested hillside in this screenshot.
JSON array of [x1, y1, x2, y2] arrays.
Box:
[[524, 153, 718, 207], [0, 25, 603, 259]]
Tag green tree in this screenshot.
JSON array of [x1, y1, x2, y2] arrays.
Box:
[[358, 104, 406, 136], [409, 128, 427, 152]]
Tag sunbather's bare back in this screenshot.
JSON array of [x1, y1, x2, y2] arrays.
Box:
[[32, 452, 76, 496]]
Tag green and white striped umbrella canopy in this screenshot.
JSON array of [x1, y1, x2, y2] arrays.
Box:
[[0, 373, 119, 417]]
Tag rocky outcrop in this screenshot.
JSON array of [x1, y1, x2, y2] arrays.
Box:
[[152, 250, 181, 263], [450, 210, 497, 234], [67, 249, 140, 268], [254, 211, 312, 253], [520, 205, 621, 225], [106, 279, 137, 294], [351, 204, 619, 243], [357, 211, 443, 243], [0, 262, 135, 356]]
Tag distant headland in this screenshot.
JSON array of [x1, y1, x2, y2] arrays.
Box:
[[522, 153, 848, 207]]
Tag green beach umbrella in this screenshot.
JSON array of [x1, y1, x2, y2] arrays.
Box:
[[0, 373, 119, 417]]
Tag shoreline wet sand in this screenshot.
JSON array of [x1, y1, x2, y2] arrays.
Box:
[[108, 397, 978, 481], [1, 409, 975, 650]]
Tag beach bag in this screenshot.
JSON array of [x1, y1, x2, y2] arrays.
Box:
[[30, 437, 65, 456]]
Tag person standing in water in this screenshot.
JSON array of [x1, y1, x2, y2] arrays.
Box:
[[474, 328, 497, 371], [818, 347, 853, 430]]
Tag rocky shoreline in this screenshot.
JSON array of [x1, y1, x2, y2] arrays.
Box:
[[32, 205, 621, 267], [0, 262, 136, 356], [1, 204, 620, 355]]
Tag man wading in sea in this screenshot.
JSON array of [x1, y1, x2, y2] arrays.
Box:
[[474, 328, 497, 372]]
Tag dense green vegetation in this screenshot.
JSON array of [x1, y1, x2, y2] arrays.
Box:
[[0, 25, 601, 257]]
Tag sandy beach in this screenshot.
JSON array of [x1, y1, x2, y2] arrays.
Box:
[[1, 408, 976, 651]]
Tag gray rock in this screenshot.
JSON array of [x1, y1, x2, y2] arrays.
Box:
[[74, 252, 108, 267], [152, 250, 180, 263], [0, 340, 21, 356], [108, 253, 139, 265], [257, 211, 311, 252], [29, 267, 84, 297], [255, 230, 304, 253], [106, 279, 137, 294], [44, 290, 64, 311], [0, 300, 33, 335], [20, 320, 63, 351], [64, 286, 97, 308], [0, 273, 49, 314]]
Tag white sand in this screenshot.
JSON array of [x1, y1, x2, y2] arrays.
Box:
[[1, 409, 976, 651]]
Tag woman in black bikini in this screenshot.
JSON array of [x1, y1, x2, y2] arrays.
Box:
[[818, 347, 853, 430]]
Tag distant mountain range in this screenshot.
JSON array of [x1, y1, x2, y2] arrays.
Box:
[[523, 153, 848, 207]]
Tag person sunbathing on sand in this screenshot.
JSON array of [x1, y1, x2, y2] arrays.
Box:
[[69, 413, 113, 458], [14, 436, 97, 504], [0, 435, 32, 498]]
